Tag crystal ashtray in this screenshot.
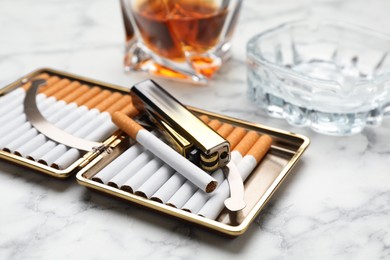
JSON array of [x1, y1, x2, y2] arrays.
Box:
[[247, 20, 390, 135]]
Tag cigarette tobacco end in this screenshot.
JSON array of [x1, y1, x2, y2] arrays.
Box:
[[205, 180, 218, 193], [107, 182, 119, 188], [37, 160, 48, 165], [166, 203, 177, 208], [120, 185, 133, 194], [150, 197, 163, 203], [2, 148, 11, 153], [134, 191, 147, 198], [91, 177, 104, 184], [51, 163, 60, 170]]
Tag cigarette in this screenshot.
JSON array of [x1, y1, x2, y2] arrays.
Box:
[[181, 130, 258, 213], [14, 86, 92, 157], [53, 89, 111, 130], [51, 81, 81, 100], [21, 73, 51, 91], [0, 75, 62, 124], [37, 82, 86, 122], [51, 97, 136, 170], [215, 123, 234, 138], [0, 74, 57, 115], [112, 112, 218, 193], [72, 95, 131, 139], [63, 86, 101, 105], [150, 172, 186, 204], [120, 158, 163, 193], [60, 92, 122, 134], [45, 85, 91, 123], [0, 74, 51, 119], [162, 123, 240, 208], [38, 144, 68, 165], [0, 77, 74, 144], [0, 73, 49, 103], [14, 134, 46, 157], [40, 78, 71, 97], [48, 85, 102, 128], [0, 122, 31, 148], [135, 165, 175, 199], [197, 134, 272, 219], [27, 141, 56, 161], [24, 87, 105, 161], [3, 82, 84, 153], [3, 128, 38, 153], [198, 115, 210, 123], [0, 94, 46, 127], [150, 119, 227, 204], [91, 144, 144, 184], [207, 119, 222, 130], [0, 105, 24, 126], [107, 151, 154, 188], [20, 86, 99, 160], [25, 88, 109, 161], [38, 92, 123, 166]]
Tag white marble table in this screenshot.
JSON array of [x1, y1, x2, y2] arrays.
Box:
[[1, 0, 390, 259]]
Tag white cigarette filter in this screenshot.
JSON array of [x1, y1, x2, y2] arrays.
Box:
[[197, 135, 273, 219], [112, 112, 218, 193]]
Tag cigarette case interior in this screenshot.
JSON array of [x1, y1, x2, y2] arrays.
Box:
[[0, 68, 309, 236]]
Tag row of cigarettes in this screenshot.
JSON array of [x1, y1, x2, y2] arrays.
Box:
[[92, 115, 272, 220], [0, 73, 137, 169]]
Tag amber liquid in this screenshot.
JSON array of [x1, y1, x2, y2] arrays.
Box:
[[132, 0, 228, 62]]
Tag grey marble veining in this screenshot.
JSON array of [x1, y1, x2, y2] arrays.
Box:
[[1, 0, 390, 259]]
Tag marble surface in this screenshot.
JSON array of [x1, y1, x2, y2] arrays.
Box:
[[1, 0, 390, 259]]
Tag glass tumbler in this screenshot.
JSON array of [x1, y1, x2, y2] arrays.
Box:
[[247, 20, 390, 136], [120, 0, 242, 83]]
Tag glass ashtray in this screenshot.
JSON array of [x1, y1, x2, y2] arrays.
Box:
[[247, 20, 390, 135]]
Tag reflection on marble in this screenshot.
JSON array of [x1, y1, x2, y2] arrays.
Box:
[[0, 0, 390, 259]]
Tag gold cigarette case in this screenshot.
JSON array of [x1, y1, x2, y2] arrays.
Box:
[[130, 79, 230, 172], [0, 68, 310, 237]]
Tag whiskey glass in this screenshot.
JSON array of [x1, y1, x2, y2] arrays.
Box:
[[121, 0, 242, 83]]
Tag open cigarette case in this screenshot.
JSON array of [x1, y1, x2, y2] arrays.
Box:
[[0, 68, 309, 237]]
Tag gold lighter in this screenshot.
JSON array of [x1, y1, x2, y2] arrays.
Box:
[[130, 80, 230, 172]]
